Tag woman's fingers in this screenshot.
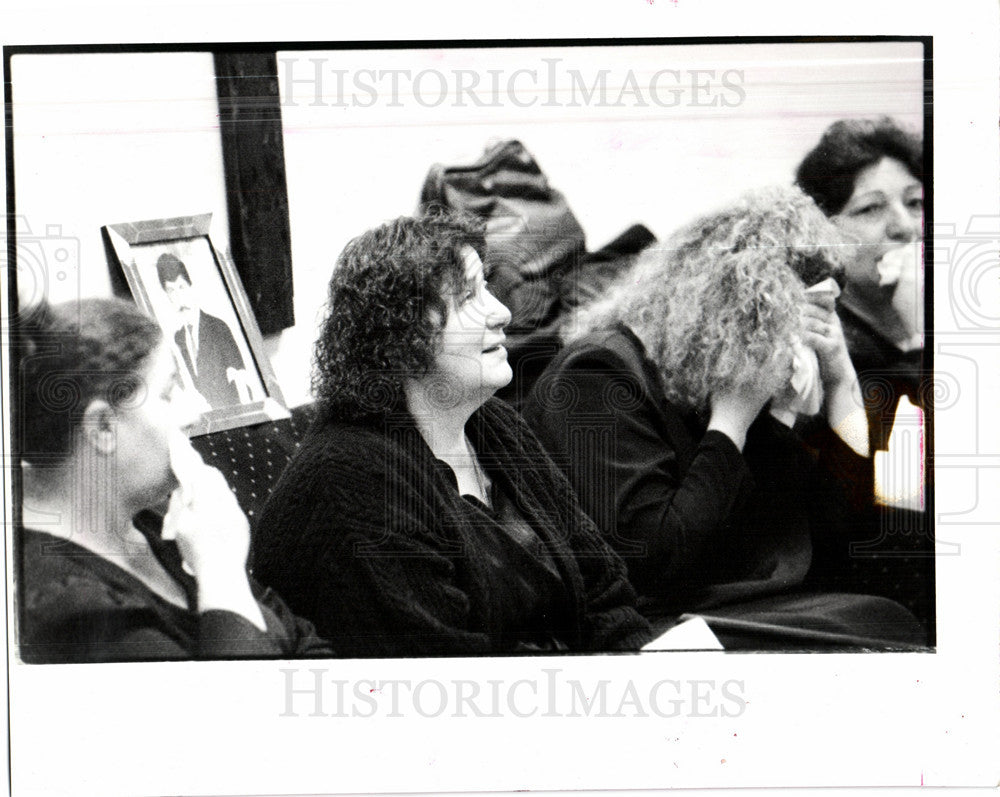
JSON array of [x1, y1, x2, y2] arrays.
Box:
[[803, 316, 836, 347], [804, 291, 836, 313], [804, 313, 856, 390], [801, 301, 833, 323], [801, 304, 836, 346], [802, 329, 835, 355]]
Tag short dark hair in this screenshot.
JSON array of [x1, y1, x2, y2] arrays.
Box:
[[155, 252, 191, 288], [313, 209, 487, 422], [795, 117, 923, 216], [17, 298, 163, 464]]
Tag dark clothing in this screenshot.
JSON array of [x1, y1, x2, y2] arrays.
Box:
[[838, 300, 924, 453], [18, 527, 331, 663], [251, 397, 651, 657], [461, 486, 571, 651], [521, 325, 925, 645], [834, 301, 934, 634], [175, 310, 244, 409]]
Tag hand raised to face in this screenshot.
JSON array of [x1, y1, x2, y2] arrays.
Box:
[[801, 290, 856, 392]]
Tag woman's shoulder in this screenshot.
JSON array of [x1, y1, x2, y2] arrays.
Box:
[[526, 324, 657, 413], [290, 416, 413, 473], [551, 324, 650, 376], [302, 414, 392, 446], [562, 323, 641, 356], [260, 414, 433, 528], [20, 530, 160, 618]]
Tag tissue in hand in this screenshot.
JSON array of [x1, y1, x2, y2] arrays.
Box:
[[162, 431, 207, 541], [770, 339, 823, 427], [876, 244, 917, 287]]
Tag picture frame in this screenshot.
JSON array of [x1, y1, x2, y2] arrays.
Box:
[[102, 212, 289, 436]]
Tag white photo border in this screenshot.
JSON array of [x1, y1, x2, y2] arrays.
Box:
[[2, 3, 998, 796]]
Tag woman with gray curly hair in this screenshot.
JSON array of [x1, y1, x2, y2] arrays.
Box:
[[252, 209, 650, 657], [522, 186, 926, 648]]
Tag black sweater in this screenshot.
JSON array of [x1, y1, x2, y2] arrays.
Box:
[[251, 398, 651, 657], [18, 526, 332, 663]]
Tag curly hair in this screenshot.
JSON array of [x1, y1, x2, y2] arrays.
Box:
[[312, 210, 487, 422], [795, 117, 924, 216], [565, 185, 847, 413], [17, 297, 163, 465]]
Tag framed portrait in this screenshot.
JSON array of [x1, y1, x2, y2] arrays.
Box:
[[102, 212, 289, 436]]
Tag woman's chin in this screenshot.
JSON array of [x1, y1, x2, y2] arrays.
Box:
[[488, 363, 514, 393]]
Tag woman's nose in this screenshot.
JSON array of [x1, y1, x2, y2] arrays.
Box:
[[484, 290, 512, 329], [886, 202, 921, 242]]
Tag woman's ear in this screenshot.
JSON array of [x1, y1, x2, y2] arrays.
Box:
[[80, 399, 118, 456]]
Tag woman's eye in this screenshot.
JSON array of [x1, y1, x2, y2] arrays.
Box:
[[907, 197, 924, 212], [853, 202, 884, 217]]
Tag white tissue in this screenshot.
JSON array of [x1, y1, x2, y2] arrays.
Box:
[[804, 276, 842, 300], [769, 277, 843, 425], [168, 429, 206, 493], [770, 339, 823, 427], [161, 430, 206, 542], [885, 244, 923, 346], [876, 245, 910, 287]]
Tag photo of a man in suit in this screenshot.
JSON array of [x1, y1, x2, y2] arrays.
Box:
[[155, 252, 249, 410]]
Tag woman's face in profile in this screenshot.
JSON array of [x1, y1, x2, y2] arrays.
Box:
[[112, 343, 202, 509], [832, 156, 923, 291], [429, 246, 513, 407]]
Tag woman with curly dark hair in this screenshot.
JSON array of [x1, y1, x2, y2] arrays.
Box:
[[16, 297, 331, 662], [522, 186, 927, 648], [795, 117, 925, 452], [251, 210, 651, 657]]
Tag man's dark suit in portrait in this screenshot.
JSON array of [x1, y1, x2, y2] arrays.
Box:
[[155, 252, 245, 409]]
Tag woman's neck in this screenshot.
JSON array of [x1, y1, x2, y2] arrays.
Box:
[[404, 384, 491, 503], [21, 460, 189, 608], [404, 381, 480, 455], [22, 460, 134, 549], [840, 282, 913, 349]]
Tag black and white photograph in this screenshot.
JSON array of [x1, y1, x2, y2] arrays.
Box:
[[2, 2, 998, 796], [104, 212, 289, 432]]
